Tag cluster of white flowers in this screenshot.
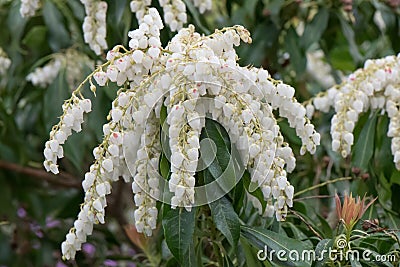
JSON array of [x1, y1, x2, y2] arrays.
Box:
[[130, 0, 151, 22], [159, 0, 187, 32], [131, 110, 160, 236], [20, 0, 41, 18], [307, 54, 400, 168], [190, 0, 212, 14], [27, 49, 94, 88], [93, 9, 163, 89], [0, 47, 11, 75], [306, 50, 337, 89], [44, 8, 319, 260], [130, 0, 212, 32], [81, 0, 108, 55], [130, 0, 212, 31], [44, 96, 92, 175], [167, 104, 201, 211], [26, 58, 62, 87]]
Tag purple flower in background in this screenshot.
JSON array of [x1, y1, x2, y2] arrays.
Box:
[[82, 243, 96, 258], [127, 248, 136, 256], [32, 240, 41, 249], [17, 207, 27, 218], [56, 261, 68, 267], [30, 223, 43, 238], [127, 263, 136, 267], [103, 259, 118, 267], [45, 217, 61, 229]]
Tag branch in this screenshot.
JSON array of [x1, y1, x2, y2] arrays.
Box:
[[0, 159, 81, 188], [290, 210, 323, 240], [294, 176, 353, 197]]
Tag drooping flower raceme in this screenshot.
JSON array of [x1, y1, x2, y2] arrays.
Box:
[[306, 54, 400, 168], [81, 0, 108, 55], [130, 0, 152, 22], [158, 0, 187, 32], [27, 58, 62, 87], [189, 0, 212, 14], [0, 47, 11, 75], [20, 0, 41, 18], [306, 50, 337, 89], [27, 49, 94, 88], [43, 8, 319, 260], [130, 0, 212, 32]]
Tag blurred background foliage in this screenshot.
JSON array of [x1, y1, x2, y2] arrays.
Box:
[[0, 0, 399, 266]]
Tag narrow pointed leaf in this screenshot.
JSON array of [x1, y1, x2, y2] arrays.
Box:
[[162, 207, 196, 263], [241, 226, 312, 267], [352, 112, 378, 171], [209, 195, 240, 247]]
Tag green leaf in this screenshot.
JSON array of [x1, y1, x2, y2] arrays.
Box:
[[241, 226, 312, 267], [209, 196, 240, 247], [300, 8, 329, 49], [316, 214, 333, 239], [352, 112, 378, 171], [6, 1, 26, 43], [22, 26, 47, 48], [42, 0, 71, 51], [183, 0, 210, 34], [64, 131, 85, 171], [108, 0, 127, 26], [200, 119, 243, 203], [377, 173, 392, 210], [285, 26, 306, 75], [314, 239, 333, 267], [160, 103, 167, 126], [201, 119, 231, 179], [183, 239, 197, 266], [162, 207, 196, 263], [43, 69, 69, 130], [223, 255, 235, 267], [337, 13, 363, 64], [355, 247, 394, 267], [282, 222, 313, 248], [239, 237, 263, 267], [159, 153, 170, 179], [242, 171, 266, 212], [350, 258, 363, 267]]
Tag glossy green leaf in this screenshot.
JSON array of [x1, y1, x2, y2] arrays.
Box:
[[285, 26, 306, 75], [239, 237, 263, 267], [183, 0, 210, 34], [314, 239, 333, 267], [22, 26, 47, 48], [42, 0, 71, 51], [337, 13, 363, 63], [316, 214, 333, 239], [301, 8, 329, 49], [355, 247, 393, 267], [241, 226, 312, 267], [159, 153, 170, 179], [201, 119, 231, 179], [352, 112, 378, 171], [162, 207, 196, 263], [377, 173, 392, 210], [209, 196, 240, 247], [242, 171, 266, 212], [350, 258, 363, 267]]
